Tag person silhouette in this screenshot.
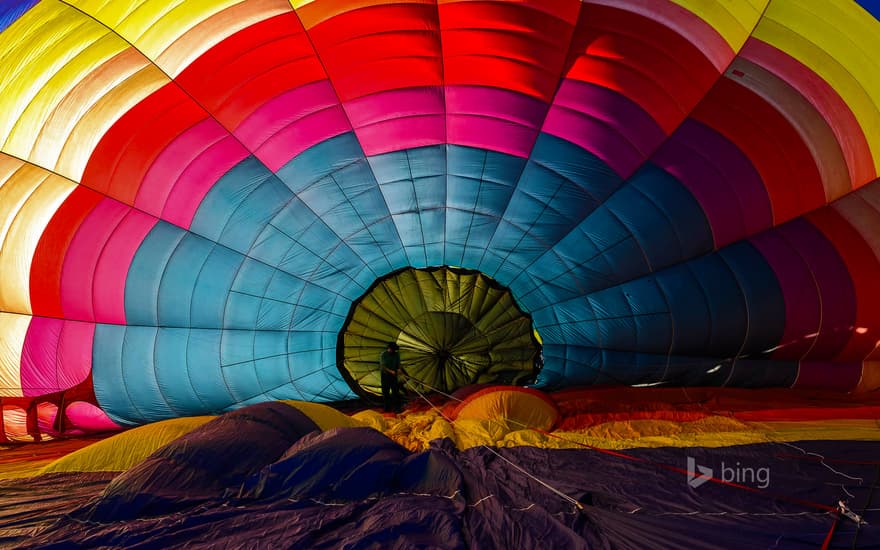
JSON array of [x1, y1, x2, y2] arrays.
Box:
[[380, 342, 403, 412]]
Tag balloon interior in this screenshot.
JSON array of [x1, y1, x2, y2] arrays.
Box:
[[1, 0, 879, 547]]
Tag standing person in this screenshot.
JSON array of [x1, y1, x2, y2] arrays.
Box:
[[380, 342, 402, 413]]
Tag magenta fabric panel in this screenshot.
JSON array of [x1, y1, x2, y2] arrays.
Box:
[[544, 79, 666, 178], [445, 86, 546, 158], [21, 317, 94, 396], [255, 105, 351, 171], [59, 198, 130, 321], [346, 87, 445, 155], [750, 231, 821, 360], [65, 401, 122, 431], [92, 210, 158, 324], [134, 118, 232, 218], [161, 135, 250, 229]]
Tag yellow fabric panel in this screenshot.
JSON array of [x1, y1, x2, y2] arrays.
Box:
[[45, 49, 166, 180], [155, 0, 291, 77], [669, 0, 767, 53], [351, 409, 389, 432], [454, 390, 558, 431], [70, 0, 291, 77], [0, 158, 76, 314], [753, 0, 880, 175], [371, 409, 880, 453], [41, 416, 213, 473], [280, 400, 364, 430], [0, 3, 133, 177], [0, 312, 30, 397]]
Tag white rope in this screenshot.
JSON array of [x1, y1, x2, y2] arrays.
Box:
[[781, 442, 864, 483], [404, 379, 584, 511]]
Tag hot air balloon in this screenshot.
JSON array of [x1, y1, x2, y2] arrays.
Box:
[[1, 0, 880, 546]]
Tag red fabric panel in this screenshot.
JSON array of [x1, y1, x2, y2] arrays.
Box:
[[806, 208, 880, 361], [81, 83, 208, 205], [440, 0, 579, 102], [565, 4, 720, 133], [176, 12, 327, 129], [691, 78, 826, 224], [308, 4, 442, 102], [29, 187, 104, 318], [735, 405, 880, 422]]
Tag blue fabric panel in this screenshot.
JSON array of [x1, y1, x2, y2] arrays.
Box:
[[218, 177, 294, 253], [220, 361, 264, 403], [191, 246, 244, 329], [125, 222, 185, 326], [725, 359, 799, 387], [190, 156, 279, 247], [605, 184, 677, 271], [185, 329, 236, 411], [224, 292, 261, 330], [120, 326, 179, 422], [446, 146, 524, 267], [530, 134, 623, 201], [857, 0, 880, 21], [718, 242, 786, 355], [0, 0, 38, 33], [154, 328, 211, 415], [624, 164, 713, 266], [221, 329, 256, 366], [231, 259, 275, 296], [276, 132, 365, 194], [654, 265, 712, 353], [255, 356, 297, 399], [92, 324, 136, 425], [677, 254, 747, 356], [256, 298, 294, 330], [157, 233, 214, 328]]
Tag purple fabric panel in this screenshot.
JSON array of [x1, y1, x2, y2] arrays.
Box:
[[550, 79, 666, 161], [749, 230, 820, 360], [794, 361, 863, 390], [776, 219, 856, 359], [652, 120, 771, 247]]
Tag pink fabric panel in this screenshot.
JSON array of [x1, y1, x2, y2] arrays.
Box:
[[135, 119, 231, 218], [543, 106, 644, 177], [92, 210, 158, 323], [356, 116, 445, 156], [65, 401, 122, 432], [254, 105, 352, 171], [235, 80, 339, 147], [445, 86, 546, 158], [21, 318, 94, 397], [346, 87, 445, 154], [345, 87, 444, 128], [446, 114, 539, 158], [60, 198, 129, 321], [162, 135, 250, 229]]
